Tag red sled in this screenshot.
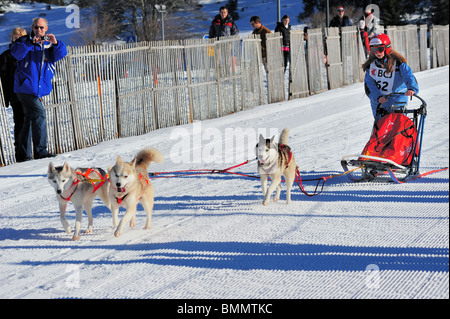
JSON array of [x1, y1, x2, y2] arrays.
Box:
[[341, 94, 427, 182]]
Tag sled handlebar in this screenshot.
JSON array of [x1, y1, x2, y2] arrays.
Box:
[[381, 92, 427, 117], [384, 92, 427, 108]]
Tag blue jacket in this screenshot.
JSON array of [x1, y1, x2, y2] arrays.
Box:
[[11, 35, 67, 98], [364, 58, 419, 118]]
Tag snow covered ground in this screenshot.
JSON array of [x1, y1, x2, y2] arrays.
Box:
[[0, 65, 448, 299]]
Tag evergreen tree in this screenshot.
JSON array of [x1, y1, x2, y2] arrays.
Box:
[[380, 0, 405, 25], [430, 0, 449, 24]]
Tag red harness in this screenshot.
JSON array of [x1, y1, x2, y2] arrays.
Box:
[[59, 179, 80, 201], [59, 169, 107, 202], [76, 169, 108, 193], [279, 144, 293, 168]]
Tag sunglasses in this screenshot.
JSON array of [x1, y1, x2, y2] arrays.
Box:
[[34, 26, 45, 30], [370, 45, 385, 54]]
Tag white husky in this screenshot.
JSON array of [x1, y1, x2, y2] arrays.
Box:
[[47, 162, 111, 240], [108, 148, 164, 237], [255, 128, 298, 205]]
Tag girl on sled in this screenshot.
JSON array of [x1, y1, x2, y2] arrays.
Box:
[[362, 33, 419, 120]]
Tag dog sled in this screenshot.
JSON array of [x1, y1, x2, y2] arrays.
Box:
[[341, 93, 427, 183]]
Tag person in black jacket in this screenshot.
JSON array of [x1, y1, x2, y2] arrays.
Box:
[[208, 6, 239, 39], [329, 6, 352, 30], [0, 28, 27, 160], [275, 15, 291, 71]]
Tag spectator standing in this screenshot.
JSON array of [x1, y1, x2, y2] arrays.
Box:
[[250, 16, 272, 69], [209, 6, 239, 39], [303, 26, 309, 44], [0, 28, 27, 160], [275, 15, 291, 71], [329, 6, 352, 30], [359, 8, 378, 57], [11, 17, 67, 162]]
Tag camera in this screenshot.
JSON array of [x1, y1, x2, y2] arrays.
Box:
[[42, 35, 50, 41]]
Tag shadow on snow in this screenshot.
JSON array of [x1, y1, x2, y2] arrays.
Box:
[[9, 241, 450, 272]]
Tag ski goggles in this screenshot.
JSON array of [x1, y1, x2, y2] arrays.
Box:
[[370, 45, 385, 54]]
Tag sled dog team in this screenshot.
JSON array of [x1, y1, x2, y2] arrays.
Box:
[[47, 128, 297, 240]]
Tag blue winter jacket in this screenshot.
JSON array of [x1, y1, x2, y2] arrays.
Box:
[[364, 58, 419, 118], [11, 35, 67, 98]]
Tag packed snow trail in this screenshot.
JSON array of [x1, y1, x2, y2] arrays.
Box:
[[0, 66, 448, 299]]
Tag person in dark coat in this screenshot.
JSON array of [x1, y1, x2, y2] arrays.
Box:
[[250, 15, 271, 70], [0, 28, 27, 160], [275, 15, 291, 71], [329, 6, 352, 30], [209, 6, 239, 39]]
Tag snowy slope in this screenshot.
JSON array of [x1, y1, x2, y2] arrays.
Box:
[[0, 66, 448, 299]]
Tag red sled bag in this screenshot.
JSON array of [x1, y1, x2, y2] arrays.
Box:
[[359, 113, 419, 167]]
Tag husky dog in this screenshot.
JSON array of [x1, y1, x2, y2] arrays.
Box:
[[255, 128, 298, 205], [47, 162, 111, 240], [108, 148, 164, 237]]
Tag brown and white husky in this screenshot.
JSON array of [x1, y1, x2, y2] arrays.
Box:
[[108, 148, 163, 237]]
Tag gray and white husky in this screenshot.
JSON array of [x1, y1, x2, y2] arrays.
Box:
[[47, 162, 111, 240], [255, 128, 298, 205]]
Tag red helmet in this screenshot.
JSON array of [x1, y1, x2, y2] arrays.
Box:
[[369, 33, 392, 55]]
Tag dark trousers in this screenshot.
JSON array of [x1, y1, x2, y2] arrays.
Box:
[[10, 95, 24, 158], [16, 93, 49, 160], [282, 50, 290, 70]]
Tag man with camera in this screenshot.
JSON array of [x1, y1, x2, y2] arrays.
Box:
[[11, 17, 67, 162]]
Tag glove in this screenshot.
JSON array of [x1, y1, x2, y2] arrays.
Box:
[[376, 105, 388, 117], [359, 20, 365, 30]]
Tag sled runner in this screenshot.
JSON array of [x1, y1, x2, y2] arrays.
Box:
[[341, 93, 427, 183]]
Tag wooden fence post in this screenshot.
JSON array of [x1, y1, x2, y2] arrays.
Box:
[[325, 27, 343, 89]]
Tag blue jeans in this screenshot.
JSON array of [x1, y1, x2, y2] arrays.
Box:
[[16, 93, 49, 159]]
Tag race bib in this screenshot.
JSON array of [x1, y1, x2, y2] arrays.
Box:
[[369, 61, 396, 94]]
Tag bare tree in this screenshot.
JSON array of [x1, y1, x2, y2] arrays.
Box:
[[72, 11, 122, 45], [101, 0, 206, 42], [71, 0, 209, 44]]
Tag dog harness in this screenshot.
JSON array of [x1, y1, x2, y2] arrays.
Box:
[[59, 179, 80, 201], [75, 169, 108, 193], [279, 144, 293, 168], [113, 173, 149, 205], [59, 169, 108, 202]]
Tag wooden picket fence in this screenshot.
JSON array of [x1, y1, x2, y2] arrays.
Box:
[[0, 24, 448, 166]]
